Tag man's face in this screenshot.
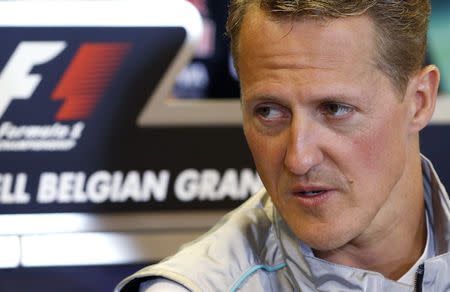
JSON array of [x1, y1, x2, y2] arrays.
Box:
[[239, 8, 417, 251]]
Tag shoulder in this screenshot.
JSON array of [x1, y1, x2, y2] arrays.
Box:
[[116, 189, 286, 292], [139, 278, 190, 292]]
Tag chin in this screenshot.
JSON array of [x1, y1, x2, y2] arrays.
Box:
[[295, 226, 355, 252], [304, 238, 343, 252], [308, 239, 348, 253]]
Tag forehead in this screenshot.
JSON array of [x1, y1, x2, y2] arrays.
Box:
[[237, 6, 378, 77]]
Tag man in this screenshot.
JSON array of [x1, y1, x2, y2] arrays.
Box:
[[116, 0, 449, 291]]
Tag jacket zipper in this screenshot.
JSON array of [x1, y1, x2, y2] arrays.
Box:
[[414, 263, 424, 292]]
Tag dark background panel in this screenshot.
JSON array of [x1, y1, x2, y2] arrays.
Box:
[[0, 263, 150, 292]]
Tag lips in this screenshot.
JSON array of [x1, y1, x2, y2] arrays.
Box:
[[290, 186, 334, 208], [298, 190, 326, 197], [292, 185, 331, 196]]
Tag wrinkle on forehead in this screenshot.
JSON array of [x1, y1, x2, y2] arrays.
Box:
[[238, 7, 378, 72]]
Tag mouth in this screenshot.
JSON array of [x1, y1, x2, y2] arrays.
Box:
[[291, 188, 334, 208], [297, 190, 327, 197]]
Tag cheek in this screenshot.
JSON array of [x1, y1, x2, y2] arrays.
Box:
[[343, 117, 407, 188], [353, 130, 387, 167]]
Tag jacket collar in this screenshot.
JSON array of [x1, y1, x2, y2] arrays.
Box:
[[421, 154, 450, 255]]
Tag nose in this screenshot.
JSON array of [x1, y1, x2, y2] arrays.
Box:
[[283, 117, 324, 176]]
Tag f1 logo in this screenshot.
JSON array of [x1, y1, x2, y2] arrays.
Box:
[[0, 41, 131, 121], [0, 41, 66, 118]]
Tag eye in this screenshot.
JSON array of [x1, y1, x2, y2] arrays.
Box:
[[320, 103, 353, 118], [255, 104, 288, 120]]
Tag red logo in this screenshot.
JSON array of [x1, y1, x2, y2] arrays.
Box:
[[52, 43, 131, 121]]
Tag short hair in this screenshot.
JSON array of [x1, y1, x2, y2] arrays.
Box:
[[226, 0, 431, 96]]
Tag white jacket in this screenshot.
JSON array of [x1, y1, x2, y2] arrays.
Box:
[[116, 156, 450, 291]]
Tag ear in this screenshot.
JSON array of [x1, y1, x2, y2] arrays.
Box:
[[407, 65, 440, 133]]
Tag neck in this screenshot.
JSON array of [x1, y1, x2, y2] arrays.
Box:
[[314, 151, 427, 280]]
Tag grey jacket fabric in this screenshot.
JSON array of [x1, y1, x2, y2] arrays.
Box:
[[115, 156, 450, 292]]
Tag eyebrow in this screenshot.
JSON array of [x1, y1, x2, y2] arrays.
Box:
[[244, 92, 364, 105], [242, 94, 286, 106]]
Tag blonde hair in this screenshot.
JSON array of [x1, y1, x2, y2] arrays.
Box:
[[226, 0, 431, 95]]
